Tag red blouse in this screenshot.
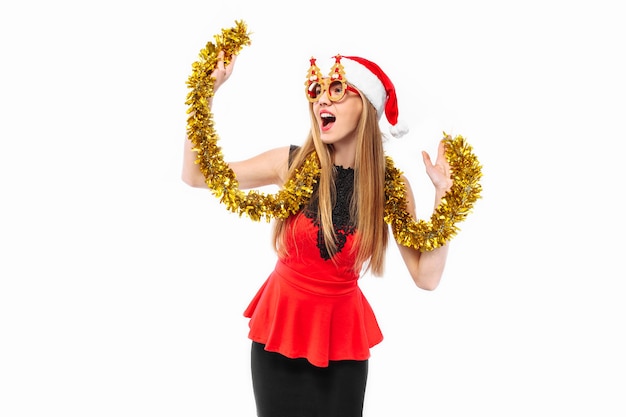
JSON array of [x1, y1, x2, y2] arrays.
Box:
[[243, 212, 383, 367]]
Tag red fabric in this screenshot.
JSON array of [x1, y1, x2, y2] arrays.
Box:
[[243, 213, 383, 367]]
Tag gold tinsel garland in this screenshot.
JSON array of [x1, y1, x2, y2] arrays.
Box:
[[384, 134, 483, 251], [185, 20, 317, 221], [186, 20, 483, 251]]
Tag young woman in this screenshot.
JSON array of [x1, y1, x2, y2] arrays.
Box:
[[183, 47, 467, 417]]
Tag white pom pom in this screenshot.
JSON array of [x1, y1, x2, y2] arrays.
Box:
[[389, 119, 409, 138]]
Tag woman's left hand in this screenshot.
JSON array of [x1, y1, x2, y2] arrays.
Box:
[[422, 139, 453, 194]]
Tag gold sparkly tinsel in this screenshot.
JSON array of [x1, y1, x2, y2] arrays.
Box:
[[384, 134, 483, 251], [186, 20, 483, 251]]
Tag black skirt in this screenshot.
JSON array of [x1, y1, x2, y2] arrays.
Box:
[[250, 342, 368, 417]]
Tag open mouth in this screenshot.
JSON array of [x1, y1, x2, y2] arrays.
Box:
[[321, 113, 336, 127]]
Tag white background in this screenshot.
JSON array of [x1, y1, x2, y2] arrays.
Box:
[[1, 0, 625, 416]]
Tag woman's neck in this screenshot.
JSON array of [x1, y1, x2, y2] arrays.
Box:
[[331, 141, 357, 168]]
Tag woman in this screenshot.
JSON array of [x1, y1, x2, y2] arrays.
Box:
[[183, 48, 460, 417]]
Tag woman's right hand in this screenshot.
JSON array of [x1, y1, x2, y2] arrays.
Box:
[[211, 51, 237, 92]]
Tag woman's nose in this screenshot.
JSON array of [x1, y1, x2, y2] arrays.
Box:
[[317, 89, 332, 105]]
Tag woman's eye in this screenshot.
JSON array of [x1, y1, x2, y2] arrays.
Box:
[[330, 82, 344, 96]]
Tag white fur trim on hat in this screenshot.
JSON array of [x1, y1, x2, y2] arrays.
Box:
[[339, 58, 387, 119]]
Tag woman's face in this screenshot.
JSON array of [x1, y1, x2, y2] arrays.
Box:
[[312, 83, 363, 147]]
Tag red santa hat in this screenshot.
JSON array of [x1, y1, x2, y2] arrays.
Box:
[[339, 55, 409, 138]]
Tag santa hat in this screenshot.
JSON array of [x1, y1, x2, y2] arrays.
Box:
[[339, 55, 409, 138]]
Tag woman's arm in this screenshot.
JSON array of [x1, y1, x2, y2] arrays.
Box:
[[396, 140, 453, 291], [181, 51, 290, 190], [182, 137, 290, 189], [227, 146, 291, 189]]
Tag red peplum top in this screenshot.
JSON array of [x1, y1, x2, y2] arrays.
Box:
[[243, 166, 383, 367]]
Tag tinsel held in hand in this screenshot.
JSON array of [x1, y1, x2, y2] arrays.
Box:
[[185, 20, 319, 222], [185, 20, 483, 251]]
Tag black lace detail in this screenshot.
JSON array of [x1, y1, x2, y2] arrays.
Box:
[[304, 166, 356, 260]]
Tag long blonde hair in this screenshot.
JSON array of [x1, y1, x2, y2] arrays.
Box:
[[272, 93, 389, 276]]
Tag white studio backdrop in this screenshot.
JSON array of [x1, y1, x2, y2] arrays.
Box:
[[1, 0, 625, 416]]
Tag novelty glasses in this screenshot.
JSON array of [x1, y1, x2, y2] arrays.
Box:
[[305, 55, 359, 103]]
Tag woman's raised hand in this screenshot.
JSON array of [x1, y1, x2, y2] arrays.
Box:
[[421, 139, 453, 194], [211, 51, 237, 92]]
